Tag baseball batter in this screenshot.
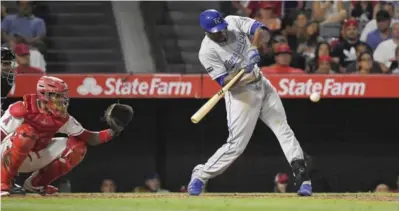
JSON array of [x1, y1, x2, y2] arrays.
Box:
[[187, 9, 312, 196]]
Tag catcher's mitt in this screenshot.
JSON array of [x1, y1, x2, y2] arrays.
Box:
[[104, 103, 134, 134]]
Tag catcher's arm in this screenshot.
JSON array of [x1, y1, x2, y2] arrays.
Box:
[[75, 129, 115, 146], [72, 103, 133, 146]]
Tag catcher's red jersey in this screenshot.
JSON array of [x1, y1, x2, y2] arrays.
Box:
[[0, 94, 84, 151]]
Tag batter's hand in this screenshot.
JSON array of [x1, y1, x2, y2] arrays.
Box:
[[246, 47, 260, 73], [245, 63, 255, 73]]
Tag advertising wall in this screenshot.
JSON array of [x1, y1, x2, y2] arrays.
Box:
[[10, 74, 399, 99], [8, 73, 399, 193]]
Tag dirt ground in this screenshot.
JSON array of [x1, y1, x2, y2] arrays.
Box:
[[7, 193, 398, 202]]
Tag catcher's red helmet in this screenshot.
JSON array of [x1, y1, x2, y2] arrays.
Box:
[[36, 76, 69, 117]]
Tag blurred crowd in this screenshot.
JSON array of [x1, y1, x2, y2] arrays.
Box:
[[231, 1, 399, 74], [54, 172, 399, 193], [1, 1, 46, 73]]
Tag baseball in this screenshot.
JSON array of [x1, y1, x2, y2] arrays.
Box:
[[310, 92, 321, 102]]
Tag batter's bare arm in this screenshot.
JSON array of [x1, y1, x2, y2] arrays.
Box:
[[251, 26, 270, 49]]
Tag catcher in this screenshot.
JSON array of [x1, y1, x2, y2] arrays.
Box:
[[0, 76, 133, 196]]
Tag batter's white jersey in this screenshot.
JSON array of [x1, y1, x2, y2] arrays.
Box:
[[198, 15, 261, 81]]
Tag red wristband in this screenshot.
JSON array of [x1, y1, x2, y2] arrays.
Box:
[[99, 129, 113, 144]]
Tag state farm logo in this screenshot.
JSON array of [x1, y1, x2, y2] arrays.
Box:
[[76, 77, 194, 97], [277, 78, 366, 96], [77, 77, 103, 95]]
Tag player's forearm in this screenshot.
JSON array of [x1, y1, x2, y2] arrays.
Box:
[[251, 29, 264, 49], [75, 129, 114, 146], [218, 70, 256, 87], [218, 69, 242, 86], [251, 28, 270, 49]]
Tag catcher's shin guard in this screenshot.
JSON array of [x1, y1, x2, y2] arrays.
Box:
[[25, 136, 87, 194], [1, 124, 37, 193]]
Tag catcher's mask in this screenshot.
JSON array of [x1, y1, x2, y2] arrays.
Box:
[[1, 47, 17, 86], [36, 76, 69, 117]]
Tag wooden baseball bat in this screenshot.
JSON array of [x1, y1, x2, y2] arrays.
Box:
[[191, 68, 246, 124]]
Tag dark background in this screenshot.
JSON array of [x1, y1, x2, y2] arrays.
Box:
[[10, 97, 399, 193]]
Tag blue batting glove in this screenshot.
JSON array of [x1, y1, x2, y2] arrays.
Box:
[[245, 63, 255, 73], [245, 47, 260, 73], [248, 46, 260, 65]]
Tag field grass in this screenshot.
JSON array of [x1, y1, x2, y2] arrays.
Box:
[[1, 193, 398, 211]]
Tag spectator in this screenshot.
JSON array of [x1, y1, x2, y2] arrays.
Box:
[[366, 10, 392, 50], [278, 14, 298, 51], [13, 43, 44, 74], [373, 22, 399, 69], [179, 185, 187, 193], [360, 2, 399, 42], [314, 55, 335, 74], [100, 179, 116, 193], [1, 5, 8, 44], [274, 173, 289, 193], [346, 42, 383, 74], [1, 5, 7, 21], [330, 22, 347, 49], [374, 183, 390, 193], [354, 42, 373, 57], [1, 1, 46, 49], [282, 1, 304, 18], [254, 2, 281, 32], [258, 34, 306, 70], [261, 43, 304, 74], [350, 1, 376, 28], [297, 21, 324, 63], [347, 51, 382, 74], [231, 1, 254, 17], [331, 18, 365, 72], [295, 11, 309, 44], [307, 41, 339, 73], [231, 1, 284, 19], [312, 1, 348, 25], [389, 46, 399, 74], [134, 174, 169, 193], [9, 35, 46, 71], [58, 179, 72, 193]]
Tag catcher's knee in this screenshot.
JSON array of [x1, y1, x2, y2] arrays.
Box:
[[12, 124, 38, 152], [61, 136, 87, 166]]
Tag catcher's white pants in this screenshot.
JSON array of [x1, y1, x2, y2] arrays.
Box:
[[0, 135, 67, 173], [192, 77, 304, 181]]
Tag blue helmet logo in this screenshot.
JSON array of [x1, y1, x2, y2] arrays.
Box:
[[199, 9, 228, 33]]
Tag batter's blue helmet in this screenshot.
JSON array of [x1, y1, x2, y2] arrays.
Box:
[[199, 9, 228, 33]]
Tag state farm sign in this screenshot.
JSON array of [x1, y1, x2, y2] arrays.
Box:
[[102, 77, 192, 96], [74, 75, 200, 98], [277, 78, 366, 96], [9, 74, 399, 99]]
